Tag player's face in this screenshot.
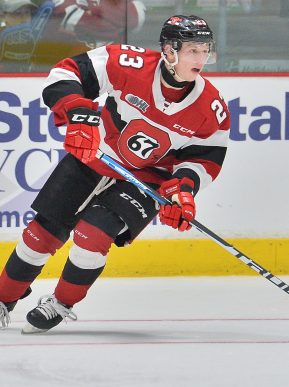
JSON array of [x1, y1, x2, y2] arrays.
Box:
[[175, 41, 211, 81]]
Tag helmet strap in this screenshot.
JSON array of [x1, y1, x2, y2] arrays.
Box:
[[160, 60, 190, 88], [161, 48, 178, 67]]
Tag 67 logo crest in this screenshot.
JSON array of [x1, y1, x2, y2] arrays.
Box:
[[118, 119, 171, 168], [127, 132, 159, 160]]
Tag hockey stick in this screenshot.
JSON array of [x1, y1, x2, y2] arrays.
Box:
[[96, 149, 289, 295]]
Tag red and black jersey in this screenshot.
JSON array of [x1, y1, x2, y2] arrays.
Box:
[[42, 44, 230, 194], [53, 0, 145, 45]]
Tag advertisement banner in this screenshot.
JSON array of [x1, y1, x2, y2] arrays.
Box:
[[0, 75, 289, 240]]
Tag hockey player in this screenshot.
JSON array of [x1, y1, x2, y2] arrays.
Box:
[[33, 0, 146, 69], [0, 0, 146, 71], [52, 0, 146, 48], [0, 15, 230, 333]]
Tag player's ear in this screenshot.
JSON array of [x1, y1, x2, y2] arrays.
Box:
[[163, 43, 173, 56]]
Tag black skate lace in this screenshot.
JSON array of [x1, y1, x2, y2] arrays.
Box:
[[0, 302, 11, 328], [36, 295, 77, 322]]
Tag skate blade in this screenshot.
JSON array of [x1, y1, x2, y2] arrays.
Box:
[[21, 322, 49, 334]]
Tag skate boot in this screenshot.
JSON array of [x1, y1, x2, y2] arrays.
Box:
[[22, 295, 77, 334], [0, 287, 32, 329], [0, 302, 12, 328]]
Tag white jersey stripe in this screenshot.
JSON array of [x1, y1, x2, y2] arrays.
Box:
[[187, 128, 229, 147], [87, 46, 113, 95], [44, 67, 82, 88]]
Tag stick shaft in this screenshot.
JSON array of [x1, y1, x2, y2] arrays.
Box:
[[97, 150, 289, 294]]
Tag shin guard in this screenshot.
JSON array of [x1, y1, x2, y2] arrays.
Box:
[[55, 220, 115, 306], [0, 219, 65, 303]]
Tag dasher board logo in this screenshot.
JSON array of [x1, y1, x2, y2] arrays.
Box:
[[125, 94, 149, 112]]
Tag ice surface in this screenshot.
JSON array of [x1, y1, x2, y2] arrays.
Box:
[[1, 276, 289, 387]]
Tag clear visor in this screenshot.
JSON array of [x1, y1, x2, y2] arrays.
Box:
[[183, 41, 217, 65]]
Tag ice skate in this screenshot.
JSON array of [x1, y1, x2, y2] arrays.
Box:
[[0, 287, 32, 329], [22, 295, 77, 334], [0, 299, 20, 328], [0, 301, 14, 328]]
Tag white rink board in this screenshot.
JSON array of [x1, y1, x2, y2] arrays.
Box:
[[0, 75, 289, 240]]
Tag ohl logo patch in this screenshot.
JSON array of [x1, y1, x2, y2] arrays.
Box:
[[125, 94, 149, 112]]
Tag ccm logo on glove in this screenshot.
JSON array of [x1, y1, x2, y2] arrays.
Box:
[[64, 98, 101, 164], [68, 112, 100, 125], [159, 177, 196, 232]]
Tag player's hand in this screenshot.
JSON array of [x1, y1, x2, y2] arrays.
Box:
[[158, 178, 196, 232], [64, 98, 101, 164]]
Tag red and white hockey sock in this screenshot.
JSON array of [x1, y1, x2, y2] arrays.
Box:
[[55, 220, 114, 306], [0, 219, 64, 303]]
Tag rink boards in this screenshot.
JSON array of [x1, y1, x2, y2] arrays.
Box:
[[1, 238, 289, 277], [0, 74, 289, 276]]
